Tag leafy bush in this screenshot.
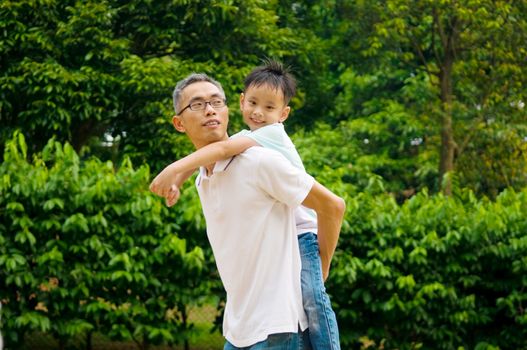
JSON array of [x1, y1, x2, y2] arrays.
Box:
[[330, 184, 527, 349], [1, 132, 526, 349], [0, 132, 218, 349]]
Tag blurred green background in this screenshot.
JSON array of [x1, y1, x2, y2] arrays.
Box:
[[1, 1, 526, 349]]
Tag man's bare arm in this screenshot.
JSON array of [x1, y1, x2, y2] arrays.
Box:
[[302, 181, 346, 281]]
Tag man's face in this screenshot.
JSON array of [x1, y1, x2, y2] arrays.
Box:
[[172, 81, 229, 149]]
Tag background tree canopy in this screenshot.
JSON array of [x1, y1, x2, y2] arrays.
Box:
[[1, 0, 526, 196], [1, 1, 527, 349]]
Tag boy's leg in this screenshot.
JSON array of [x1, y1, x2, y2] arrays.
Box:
[[223, 328, 311, 350], [298, 232, 341, 350]]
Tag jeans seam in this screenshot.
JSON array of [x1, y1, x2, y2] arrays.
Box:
[[302, 233, 340, 350]]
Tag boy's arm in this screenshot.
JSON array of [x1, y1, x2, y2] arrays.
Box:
[[302, 181, 346, 281], [164, 169, 196, 207], [149, 136, 258, 197]]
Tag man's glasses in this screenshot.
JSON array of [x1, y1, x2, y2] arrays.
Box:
[[178, 98, 226, 115]]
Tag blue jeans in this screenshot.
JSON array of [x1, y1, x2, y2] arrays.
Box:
[[298, 232, 341, 350], [224, 329, 311, 349]]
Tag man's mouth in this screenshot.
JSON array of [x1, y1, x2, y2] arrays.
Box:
[[203, 120, 220, 126]]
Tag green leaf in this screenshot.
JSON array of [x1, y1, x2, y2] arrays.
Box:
[[43, 198, 65, 211], [14, 312, 51, 332]]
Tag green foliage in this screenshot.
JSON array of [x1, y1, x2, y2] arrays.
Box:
[[1, 0, 526, 196], [346, 0, 527, 195], [0, 0, 310, 174], [294, 115, 436, 201], [330, 184, 527, 349], [1, 133, 526, 348], [0, 132, 218, 349], [1, 1, 527, 346]]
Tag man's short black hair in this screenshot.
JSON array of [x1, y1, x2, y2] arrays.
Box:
[[173, 73, 225, 114]]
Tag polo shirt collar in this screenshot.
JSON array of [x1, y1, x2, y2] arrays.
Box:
[[197, 156, 236, 183]]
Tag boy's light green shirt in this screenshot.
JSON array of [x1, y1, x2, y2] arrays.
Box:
[[233, 123, 305, 170]]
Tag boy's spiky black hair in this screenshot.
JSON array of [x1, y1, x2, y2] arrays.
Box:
[[244, 59, 296, 104]]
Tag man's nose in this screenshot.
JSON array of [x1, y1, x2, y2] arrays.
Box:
[[204, 102, 216, 114]]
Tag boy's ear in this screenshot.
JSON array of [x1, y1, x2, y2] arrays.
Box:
[[279, 106, 291, 123], [172, 115, 186, 133], [239, 93, 245, 111]]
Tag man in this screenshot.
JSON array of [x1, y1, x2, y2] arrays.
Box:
[[155, 73, 345, 349]]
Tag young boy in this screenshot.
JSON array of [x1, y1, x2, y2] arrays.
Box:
[[150, 60, 341, 349]]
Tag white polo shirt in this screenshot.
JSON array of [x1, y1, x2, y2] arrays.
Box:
[[234, 123, 318, 234], [196, 146, 313, 347]]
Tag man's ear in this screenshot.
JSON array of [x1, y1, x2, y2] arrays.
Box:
[[279, 106, 291, 123], [172, 115, 186, 133]]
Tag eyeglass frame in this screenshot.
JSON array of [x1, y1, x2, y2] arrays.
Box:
[[177, 98, 227, 115]]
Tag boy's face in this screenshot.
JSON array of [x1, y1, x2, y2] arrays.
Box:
[[172, 81, 229, 149], [240, 83, 290, 131]]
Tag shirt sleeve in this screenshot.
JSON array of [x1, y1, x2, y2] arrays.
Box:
[[255, 148, 314, 208]]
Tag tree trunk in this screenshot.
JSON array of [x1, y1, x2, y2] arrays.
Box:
[[439, 53, 455, 195], [439, 110, 454, 195], [181, 305, 190, 350], [86, 331, 93, 350], [72, 119, 108, 154]]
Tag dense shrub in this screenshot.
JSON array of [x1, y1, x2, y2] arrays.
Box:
[[330, 181, 527, 349], [1, 133, 526, 349], [0, 132, 217, 350]]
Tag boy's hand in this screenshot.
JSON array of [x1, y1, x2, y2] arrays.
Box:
[[150, 167, 195, 198], [165, 185, 181, 207], [149, 174, 172, 198]]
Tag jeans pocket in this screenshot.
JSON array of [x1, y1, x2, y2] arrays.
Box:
[[266, 332, 293, 348]]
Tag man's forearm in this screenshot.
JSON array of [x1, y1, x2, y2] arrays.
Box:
[[317, 197, 346, 280], [301, 181, 346, 280]]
